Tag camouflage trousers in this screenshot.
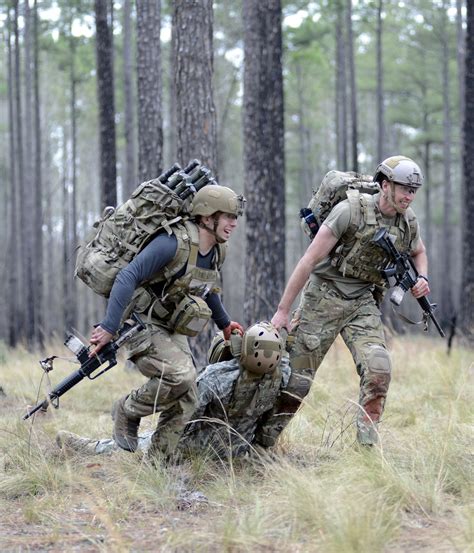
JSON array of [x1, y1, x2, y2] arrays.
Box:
[[121, 323, 198, 456], [256, 277, 391, 447]]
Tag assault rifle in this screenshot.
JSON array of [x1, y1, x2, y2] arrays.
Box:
[[372, 228, 445, 337], [23, 314, 145, 420]]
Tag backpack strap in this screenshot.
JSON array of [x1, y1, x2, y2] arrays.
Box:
[[160, 220, 199, 282], [215, 242, 227, 270], [403, 207, 418, 250], [345, 189, 362, 235]]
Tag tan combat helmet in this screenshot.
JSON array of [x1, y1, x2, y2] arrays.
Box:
[[374, 156, 424, 188], [240, 321, 283, 375], [190, 185, 246, 217], [207, 332, 233, 365]]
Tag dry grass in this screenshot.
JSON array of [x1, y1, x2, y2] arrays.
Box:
[[0, 334, 472, 552]]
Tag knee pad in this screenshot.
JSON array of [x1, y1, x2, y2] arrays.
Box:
[[278, 370, 314, 413], [367, 345, 392, 375]]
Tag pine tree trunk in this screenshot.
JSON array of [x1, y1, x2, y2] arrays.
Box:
[[295, 60, 313, 256], [460, 0, 474, 340], [346, 0, 358, 173], [173, 0, 217, 365], [242, 0, 285, 325], [376, 0, 384, 162], [169, 26, 177, 161], [33, 0, 43, 347], [423, 141, 432, 258], [136, 0, 163, 182], [123, 0, 136, 195], [6, 6, 19, 347], [13, 0, 26, 342], [62, 126, 73, 331], [335, 0, 347, 171], [173, 0, 217, 167], [95, 0, 117, 208], [23, 0, 36, 346], [440, 3, 455, 323], [69, 29, 78, 330]]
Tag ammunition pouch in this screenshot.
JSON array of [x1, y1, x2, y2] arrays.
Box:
[[168, 294, 212, 337]]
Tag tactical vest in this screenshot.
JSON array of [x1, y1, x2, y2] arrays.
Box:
[[125, 220, 227, 336], [330, 191, 418, 287], [227, 366, 283, 420]]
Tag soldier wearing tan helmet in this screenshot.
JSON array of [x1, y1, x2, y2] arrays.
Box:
[[57, 322, 292, 460], [270, 155, 431, 447], [87, 170, 246, 458]]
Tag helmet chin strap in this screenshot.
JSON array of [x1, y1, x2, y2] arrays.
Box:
[[384, 182, 406, 215], [199, 216, 227, 244]]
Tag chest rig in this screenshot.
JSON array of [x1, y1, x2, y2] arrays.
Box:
[[127, 220, 226, 336], [226, 367, 283, 420], [331, 191, 418, 287]]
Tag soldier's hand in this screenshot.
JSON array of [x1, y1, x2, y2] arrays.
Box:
[[289, 308, 302, 330], [223, 321, 244, 340], [89, 326, 114, 357], [411, 275, 430, 299], [271, 309, 290, 332]]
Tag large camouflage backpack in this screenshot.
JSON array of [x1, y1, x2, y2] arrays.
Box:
[[75, 160, 216, 297], [300, 170, 379, 239]]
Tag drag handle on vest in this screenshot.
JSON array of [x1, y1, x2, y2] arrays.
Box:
[[23, 314, 145, 420], [372, 229, 445, 338]]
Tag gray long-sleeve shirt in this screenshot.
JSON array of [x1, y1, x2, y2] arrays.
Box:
[[101, 232, 230, 334]]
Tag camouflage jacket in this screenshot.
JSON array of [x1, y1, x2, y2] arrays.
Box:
[[177, 356, 291, 458]]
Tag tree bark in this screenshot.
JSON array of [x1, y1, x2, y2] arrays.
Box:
[[173, 0, 218, 365], [346, 0, 358, 172], [460, 0, 474, 340], [23, 0, 36, 345], [376, 0, 384, 163], [33, 0, 43, 346], [335, 0, 347, 170], [295, 59, 313, 256], [123, 0, 136, 195], [242, 0, 285, 324], [440, 2, 455, 323], [136, 0, 163, 182], [173, 0, 217, 167], [6, 6, 19, 346], [95, 0, 117, 208], [69, 25, 78, 330], [13, 0, 26, 342]]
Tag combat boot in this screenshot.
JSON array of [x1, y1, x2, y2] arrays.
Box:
[[56, 430, 99, 454], [356, 421, 379, 446], [112, 395, 140, 452]]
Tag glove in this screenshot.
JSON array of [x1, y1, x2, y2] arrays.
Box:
[[223, 321, 244, 340]]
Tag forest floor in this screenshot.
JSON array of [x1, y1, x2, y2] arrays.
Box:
[[0, 335, 472, 552]]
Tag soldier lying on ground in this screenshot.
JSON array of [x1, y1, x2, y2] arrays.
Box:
[[57, 322, 292, 460]]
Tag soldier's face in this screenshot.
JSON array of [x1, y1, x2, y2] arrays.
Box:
[[215, 212, 238, 242], [381, 180, 417, 215], [393, 183, 417, 212]]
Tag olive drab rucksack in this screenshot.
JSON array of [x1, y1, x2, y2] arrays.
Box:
[[300, 170, 378, 239], [75, 160, 218, 298]]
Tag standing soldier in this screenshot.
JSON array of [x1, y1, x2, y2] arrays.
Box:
[[270, 156, 431, 446], [89, 184, 245, 456], [57, 322, 291, 460]]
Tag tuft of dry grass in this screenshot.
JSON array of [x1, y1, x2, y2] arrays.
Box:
[[0, 334, 472, 552]]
